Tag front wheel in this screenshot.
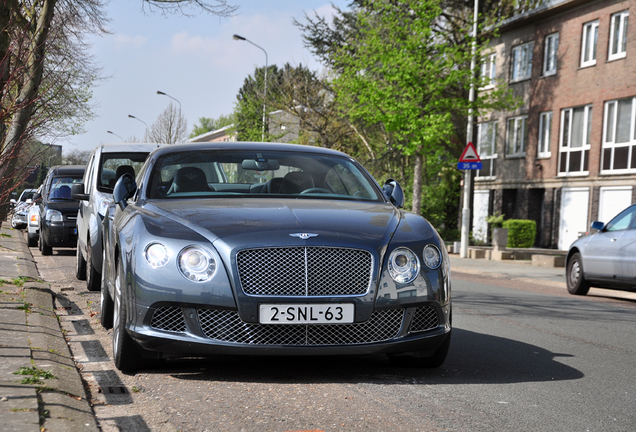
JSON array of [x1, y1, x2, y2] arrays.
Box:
[[567, 252, 590, 295], [27, 232, 38, 247], [113, 255, 144, 373], [100, 249, 114, 329], [40, 231, 52, 256]]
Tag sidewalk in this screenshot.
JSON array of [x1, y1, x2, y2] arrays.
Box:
[[0, 225, 98, 432]]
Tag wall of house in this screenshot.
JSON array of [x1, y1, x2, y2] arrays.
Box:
[[474, 0, 636, 249]]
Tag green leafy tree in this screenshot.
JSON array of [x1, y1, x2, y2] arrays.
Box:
[[189, 113, 236, 138]]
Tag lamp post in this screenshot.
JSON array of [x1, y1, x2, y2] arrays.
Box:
[[156, 91, 181, 113], [128, 114, 148, 140], [107, 130, 123, 141], [233, 33, 268, 142]]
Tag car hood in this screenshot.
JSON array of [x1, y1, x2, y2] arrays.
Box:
[[141, 198, 401, 250]]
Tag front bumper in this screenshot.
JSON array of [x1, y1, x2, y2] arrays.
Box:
[[127, 301, 451, 358], [42, 220, 78, 247]]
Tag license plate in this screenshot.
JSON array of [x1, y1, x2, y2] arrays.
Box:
[[259, 303, 354, 324]]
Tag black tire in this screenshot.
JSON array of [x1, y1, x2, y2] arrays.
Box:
[[567, 252, 590, 295], [100, 250, 114, 329], [113, 255, 144, 373], [76, 244, 87, 280], [389, 331, 452, 368], [27, 232, 38, 247], [86, 240, 101, 291], [40, 231, 52, 256]]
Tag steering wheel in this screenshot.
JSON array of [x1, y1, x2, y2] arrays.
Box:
[[300, 188, 332, 195]]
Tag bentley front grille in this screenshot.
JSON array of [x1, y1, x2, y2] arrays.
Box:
[[236, 247, 373, 296], [197, 308, 404, 346], [409, 306, 439, 333], [150, 306, 187, 333]]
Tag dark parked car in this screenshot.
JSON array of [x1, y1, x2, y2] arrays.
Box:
[[72, 143, 160, 292], [567, 203, 636, 295], [102, 142, 451, 373], [35, 165, 85, 255]]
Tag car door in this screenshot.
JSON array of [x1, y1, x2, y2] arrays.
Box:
[[612, 206, 636, 282], [584, 205, 636, 280]]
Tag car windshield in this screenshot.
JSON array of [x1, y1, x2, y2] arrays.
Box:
[[147, 150, 382, 201], [98, 152, 150, 192], [48, 176, 83, 200]]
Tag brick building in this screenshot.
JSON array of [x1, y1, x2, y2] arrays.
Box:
[[474, 0, 636, 250]]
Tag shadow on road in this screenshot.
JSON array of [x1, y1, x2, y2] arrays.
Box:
[[142, 328, 582, 385]]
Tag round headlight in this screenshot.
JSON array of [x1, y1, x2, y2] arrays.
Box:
[[388, 247, 420, 284], [144, 243, 169, 268], [423, 244, 442, 269], [178, 246, 217, 282]]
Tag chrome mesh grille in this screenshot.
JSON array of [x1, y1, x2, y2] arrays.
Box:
[[409, 306, 439, 333], [197, 308, 404, 345], [236, 247, 373, 296], [150, 306, 187, 333]]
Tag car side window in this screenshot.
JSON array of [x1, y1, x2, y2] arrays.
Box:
[[605, 206, 636, 232]]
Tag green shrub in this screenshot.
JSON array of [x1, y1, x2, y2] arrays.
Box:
[[502, 219, 536, 248]]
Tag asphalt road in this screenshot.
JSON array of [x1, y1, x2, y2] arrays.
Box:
[[31, 241, 636, 432]]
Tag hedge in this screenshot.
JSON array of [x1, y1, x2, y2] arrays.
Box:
[[502, 219, 536, 248]]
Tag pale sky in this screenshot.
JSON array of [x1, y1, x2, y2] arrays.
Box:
[[54, 0, 348, 154]]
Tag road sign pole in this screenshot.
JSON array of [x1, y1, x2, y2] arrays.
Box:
[[460, 0, 479, 259]]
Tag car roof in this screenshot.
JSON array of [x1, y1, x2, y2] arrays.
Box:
[[149, 142, 352, 159], [97, 143, 162, 154], [48, 165, 86, 176]]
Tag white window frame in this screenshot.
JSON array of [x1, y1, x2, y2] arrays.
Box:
[[609, 11, 629, 61], [601, 97, 636, 173], [511, 42, 534, 82], [543, 33, 559, 76], [506, 115, 528, 157], [480, 53, 496, 89], [538, 111, 553, 158], [476, 121, 498, 179], [581, 20, 599, 68], [558, 105, 592, 176]]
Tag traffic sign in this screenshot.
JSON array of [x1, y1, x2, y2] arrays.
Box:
[[457, 161, 482, 170], [459, 142, 481, 163]]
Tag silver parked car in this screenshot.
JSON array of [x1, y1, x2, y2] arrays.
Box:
[[101, 142, 452, 373], [72, 143, 160, 291], [566, 203, 636, 295]]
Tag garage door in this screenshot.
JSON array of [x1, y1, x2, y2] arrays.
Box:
[[559, 187, 589, 250], [598, 186, 632, 223]]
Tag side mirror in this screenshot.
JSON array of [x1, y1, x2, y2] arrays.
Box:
[[382, 179, 404, 208], [33, 193, 41, 202], [590, 221, 605, 232], [113, 173, 137, 210], [71, 183, 89, 201]]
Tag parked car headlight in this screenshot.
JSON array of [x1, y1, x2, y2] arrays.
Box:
[[388, 247, 420, 283], [422, 244, 442, 269], [144, 243, 169, 268], [30, 213, 39, 223], [178, 246, 216, 282], [45, 209, 63, 222]]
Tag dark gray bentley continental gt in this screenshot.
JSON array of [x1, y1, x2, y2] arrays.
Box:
[[101, 142, 451, 372]]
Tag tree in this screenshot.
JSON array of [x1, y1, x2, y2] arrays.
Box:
[[147, 101, 188, 144], [190, 113, 236, 138], [0, 0, 238, 227], [235, 65, 277, 141], [63, 148, 91, 165]]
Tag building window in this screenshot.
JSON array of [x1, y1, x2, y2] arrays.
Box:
[[609, 11, 629, 61], [538, 111, 553, 158], [506, 116, 528, 157], [602, 97, 636, 172], [476, 121, 497, 178], [581, 20, 599, 67], [559, 105, 592, 175], [480, 53, 496, 89], [511, 42, 533, 82], [543, 33, 559, 76]]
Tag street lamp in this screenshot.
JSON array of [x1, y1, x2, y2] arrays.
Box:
[[107, 130, 123, 141], [233, 33, 268, 142], [128, 114, 148, 139], [156, 91, 181, 113]]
